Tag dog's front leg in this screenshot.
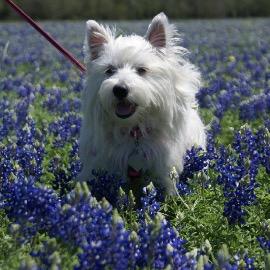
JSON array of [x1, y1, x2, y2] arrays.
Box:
[[159, 171, 179, 196], [152, 163, 180, 196]]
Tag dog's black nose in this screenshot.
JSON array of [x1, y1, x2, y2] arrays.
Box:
[[113, 85, 128, 99]]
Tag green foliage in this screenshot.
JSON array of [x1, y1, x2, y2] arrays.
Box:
[[0, 19, 269, 268], [0, 212, 31, 269], [0, 212, 78, 269], [2, 0, 270, 20], [159, 167, 269, 268]]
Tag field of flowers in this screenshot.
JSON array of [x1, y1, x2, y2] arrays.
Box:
[[0, 19, 270, 269]]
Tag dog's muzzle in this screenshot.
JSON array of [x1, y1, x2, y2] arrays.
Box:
[[113, 84, 137, 119]]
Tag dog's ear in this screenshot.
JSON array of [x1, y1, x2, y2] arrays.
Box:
[[85, 20, 111, 61], [145, 12, 170, 48]]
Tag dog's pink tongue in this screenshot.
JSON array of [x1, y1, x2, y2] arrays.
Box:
[[116, 101, 136, 118], [117, 103, 132, 115]]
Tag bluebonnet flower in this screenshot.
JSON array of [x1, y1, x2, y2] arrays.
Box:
[[17, 83, 35, 98], [0, 102, 15, 141], [0, 172, 61, 242], [71, 77, 84, 93], [49, 155, 74, 196], [138, 183, 161, 218], [136, 213, 190, 269], [0, 172, 196, 270], [257, 220, 270, 252], [15, 97, 31, 126], [42, 88, 63, 112], [257, 237, 270, 252], [88, 170, 126, 206], [60, 98, 81, 113], [69, 140, 82, 180], [19, 258, 39, 270], [0, 20, 269, 269], [48, 113, 81, 147], [75, 207, 137, 270], [177, 146, 209, 194], [239, 93, 270, 121], [216, 127, 262, 224], [0, 117, 45, 180], [209, 117, 221, 136], [30, 239, 62, 270]]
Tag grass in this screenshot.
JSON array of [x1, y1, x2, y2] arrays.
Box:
[[0, 19, 270, 268]]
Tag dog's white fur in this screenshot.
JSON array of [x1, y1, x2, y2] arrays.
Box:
[[78, 13, 206, 195]]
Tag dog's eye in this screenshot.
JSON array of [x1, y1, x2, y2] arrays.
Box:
[[136, 67, 147, 76], [105, 66, 116, 76]]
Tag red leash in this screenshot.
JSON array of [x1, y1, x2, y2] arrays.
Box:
[[4, 0, 86, 73]]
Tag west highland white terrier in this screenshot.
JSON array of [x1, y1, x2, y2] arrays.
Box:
[[78, 12, 206, 196]]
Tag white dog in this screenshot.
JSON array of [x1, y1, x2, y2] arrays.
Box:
[[78, 13, 206, 196]]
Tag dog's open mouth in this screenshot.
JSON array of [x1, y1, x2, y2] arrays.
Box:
[[115, 100, 137, 119]]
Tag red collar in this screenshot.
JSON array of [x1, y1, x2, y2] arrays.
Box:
[[129, 126, 152, 140], [130, 126, 142, 140], [128, 165, 142, 178]]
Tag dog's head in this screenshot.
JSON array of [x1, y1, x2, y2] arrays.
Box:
[[84, 13, 199, 126]]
